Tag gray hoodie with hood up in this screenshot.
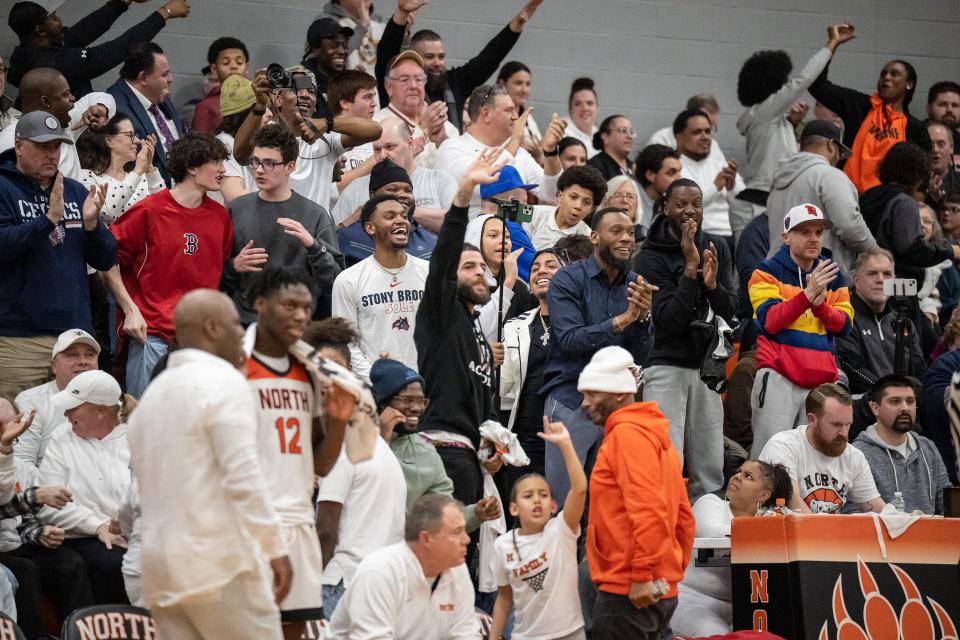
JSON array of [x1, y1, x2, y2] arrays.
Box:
[[766, 152, 876, 275], [852, 424, 952, 515]]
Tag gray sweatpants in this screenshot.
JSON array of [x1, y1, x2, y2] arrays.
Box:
[[750, 367, 809, 457], [643, 365, 723, 502]]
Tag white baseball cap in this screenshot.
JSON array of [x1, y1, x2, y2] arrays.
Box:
[[783, 203, 833, 234], [51, 329, 101, 358], [52, 370, 121, 411]]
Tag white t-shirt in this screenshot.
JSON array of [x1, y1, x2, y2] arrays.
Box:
[[760, 424, 880, 513], [678, 493, 732, 603], [207, 132, 256, 206], [317, 437, 407, 587], [523, 205, 591, 250], [331, 166, 458, 226], [435, 131, 555, 209], [245, 351, 319, 527], [340, 142, 373, 173], [325, 542, 480, 640], [331, 254, 429, 380], [289, 132, 346, 211], [493, 515, 584, 640]]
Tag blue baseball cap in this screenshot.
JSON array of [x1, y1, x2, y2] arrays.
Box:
[[479, 165, 538, 200]]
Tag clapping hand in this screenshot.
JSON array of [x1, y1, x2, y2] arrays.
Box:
[[803, 259, 840, 305], [0, 410, 35, 452], [134, 134, 158, 174], [702, 242, 718, 290], [81, 184, 108, 230]]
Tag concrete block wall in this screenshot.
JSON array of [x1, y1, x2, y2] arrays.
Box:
[[3, 0, 958, 160]]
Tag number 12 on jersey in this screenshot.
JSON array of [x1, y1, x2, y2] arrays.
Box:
[[274, 417, 302, 454]]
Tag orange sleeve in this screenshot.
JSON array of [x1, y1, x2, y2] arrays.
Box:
[[675, 493, 696, 571], [611, 427, 671, 583]]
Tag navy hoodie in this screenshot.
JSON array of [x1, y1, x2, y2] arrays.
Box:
[[0, 157, 116, 336]]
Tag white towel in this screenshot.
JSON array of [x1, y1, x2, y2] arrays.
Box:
[[870, 507, 923, 559]]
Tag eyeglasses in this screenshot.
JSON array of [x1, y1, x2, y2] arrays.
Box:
[[391, 395, 429, 409], [388, 74, 427, 85], [610, 192, 637, 201], [246, 157, 284, 171], [612, 127, 635, 137], [944, 205, 960, 215], [111, 131, 137, 141]]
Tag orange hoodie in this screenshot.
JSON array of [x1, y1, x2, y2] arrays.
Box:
[[586, 401, 695, 598]]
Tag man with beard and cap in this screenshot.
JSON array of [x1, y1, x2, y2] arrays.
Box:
[[372, 358, 500, 532], [336, 159, 437, 267], [539, 208, 654, 509], [332, 191, 431, 379], [748, 203, 853, 456], [759, 383, 884, 514], [581, 346, 694, 640], [635, 177, 737, 502], [853, 375, 952, 515], [7, 0, 189, 100], [413, 147, 508, 526], [375, 0, 544, 132]]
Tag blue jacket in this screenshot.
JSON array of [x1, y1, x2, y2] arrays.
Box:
[[0, 158, 116, 336], [106, 79, 181, 185], [920, 350, 960, 484]]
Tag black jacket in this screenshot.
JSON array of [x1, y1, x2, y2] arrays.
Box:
[[9, 0, 166, 100], [587, 151, 633, 182], [837, 292, 926, 393], [634, 214, 738, 368], [375, 18, 520, 132], [860, 183, 953, 285], [415, 204, 496, 447], [808, 62, 931, 152]]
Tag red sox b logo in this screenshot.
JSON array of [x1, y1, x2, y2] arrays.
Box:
[[183, 233, 199, 255]]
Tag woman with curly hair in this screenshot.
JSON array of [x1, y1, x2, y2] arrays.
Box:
[[736, 23, 854, 199], [673, 460, 793, 636], [810, 24, 931, 193]]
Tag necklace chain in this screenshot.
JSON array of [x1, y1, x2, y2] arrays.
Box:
[[538, 310, 550, 347], [373, 255, 407, 283]]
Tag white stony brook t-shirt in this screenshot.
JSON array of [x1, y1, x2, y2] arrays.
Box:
[[493, 514, 584, 640], [760, 424, 880, 513]]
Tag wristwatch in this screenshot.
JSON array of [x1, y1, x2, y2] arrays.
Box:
[[543, 147, 559, 157]]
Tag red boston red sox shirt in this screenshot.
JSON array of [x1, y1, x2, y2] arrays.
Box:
[[112, 190, 233, 341]]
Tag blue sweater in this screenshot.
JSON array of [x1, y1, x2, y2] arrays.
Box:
[[0, 159, 116, 336]]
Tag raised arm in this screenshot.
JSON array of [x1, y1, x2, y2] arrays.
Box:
[[540, 418, 586, 533]]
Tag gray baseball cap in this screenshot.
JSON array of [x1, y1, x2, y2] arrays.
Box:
[[15, 111, 73, 145]]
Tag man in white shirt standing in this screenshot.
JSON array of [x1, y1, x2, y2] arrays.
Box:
[[759, 383, 885, 514], [128, 289, 292, 640], [325, 494, 480, 640], [106, 42, 181, 186], [674, 108, 744, 241], [332, 193, 430, 379], [14, 329, 99, 471], [437, 83, 558, 209]]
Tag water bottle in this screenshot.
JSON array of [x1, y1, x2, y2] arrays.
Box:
[[892, 491, 906, 513], [773, 498, 792, 515], [652, 578, 670, 599]]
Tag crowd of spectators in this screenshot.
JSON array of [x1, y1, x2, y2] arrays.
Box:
[[1, 1, 959, 638]]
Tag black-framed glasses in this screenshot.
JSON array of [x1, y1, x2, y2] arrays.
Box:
[[112, 131, 137, 141], [246, 157, 283, 171]]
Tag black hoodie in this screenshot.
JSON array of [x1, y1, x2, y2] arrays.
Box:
[[414, 204, 496, 447], [859, 183, 953, 285], [634, 214, 738, 368]]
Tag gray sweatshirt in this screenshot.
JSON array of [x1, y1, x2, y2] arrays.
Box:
[[766, 152, 876, 274], [852, 425, 952, 515]]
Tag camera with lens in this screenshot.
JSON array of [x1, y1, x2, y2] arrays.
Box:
[[266, 63, 292, 90], [491, 197, 534, 224]]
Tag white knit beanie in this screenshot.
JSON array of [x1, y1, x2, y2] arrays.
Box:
[[577, 346, 643, 394]]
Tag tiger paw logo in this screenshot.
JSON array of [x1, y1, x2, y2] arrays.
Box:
[[820, 558, 958, 640]]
